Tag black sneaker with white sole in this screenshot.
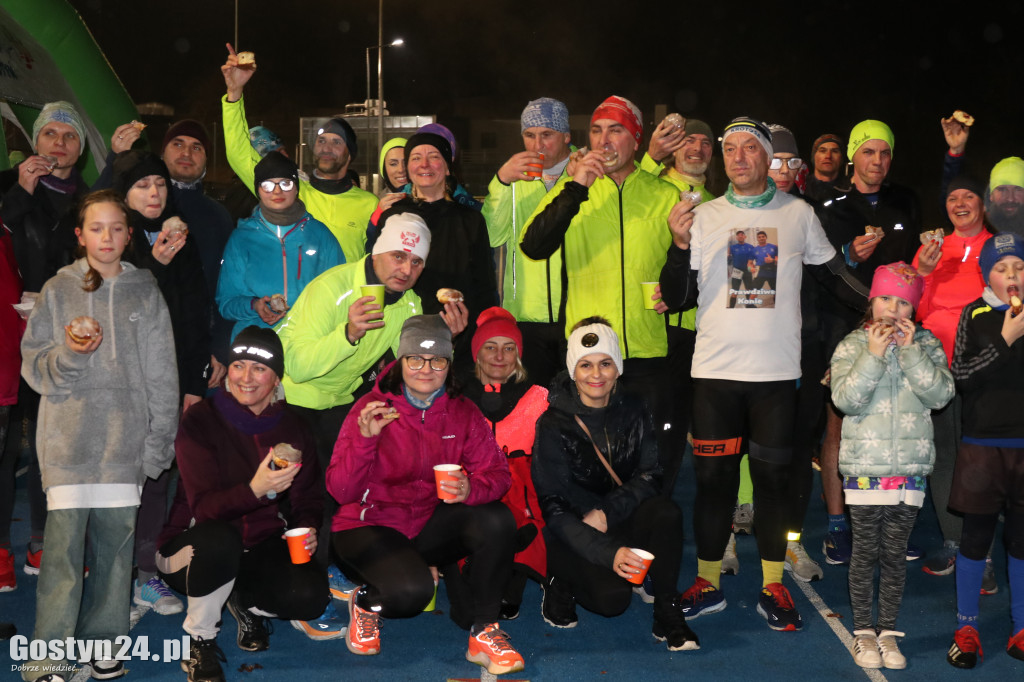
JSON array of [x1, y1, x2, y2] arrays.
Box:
[[653, 595, 701, 651], [226, 591, 271, 651], [541, 576, 578, 628], [180, 636, 227, 682]]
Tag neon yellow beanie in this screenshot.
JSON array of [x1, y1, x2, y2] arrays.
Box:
[[989, 157, 1024, 192], [847, 120, 894, 159]]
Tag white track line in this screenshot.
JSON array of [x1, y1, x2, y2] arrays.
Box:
[[792, 578, 889, 682]]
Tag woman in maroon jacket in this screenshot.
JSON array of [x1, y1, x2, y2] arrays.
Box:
[[157, 327, 329, 682], [327, 315, 523, 676]]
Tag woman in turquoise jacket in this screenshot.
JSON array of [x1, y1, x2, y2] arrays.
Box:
[[217, 151, 345, 340]]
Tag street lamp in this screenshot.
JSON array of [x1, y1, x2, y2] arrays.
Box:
[[364, 36, 404, 193]]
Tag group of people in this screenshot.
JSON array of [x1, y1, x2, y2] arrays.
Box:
[[1, 47, 1023, 682]]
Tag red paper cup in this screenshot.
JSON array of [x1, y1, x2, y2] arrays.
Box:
[[285, 528, 312, 564], [433, 464, 462, 500], [626, 548, 654, 585]]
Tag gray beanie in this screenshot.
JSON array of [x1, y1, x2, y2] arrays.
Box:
[[767, 124, 799, 156], [398, 315, 453, 359]]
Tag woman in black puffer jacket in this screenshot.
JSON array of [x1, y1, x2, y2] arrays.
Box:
[[531, 317, 699, 652]]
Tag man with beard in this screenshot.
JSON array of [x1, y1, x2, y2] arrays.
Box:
[[221, 45, 377, 261], [804, 134, 844, 203], [985, 158, 1024, 236], [482, 98, 573, 387]]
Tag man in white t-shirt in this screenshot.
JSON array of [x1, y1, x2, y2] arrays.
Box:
[[659, 117, 866, 635]]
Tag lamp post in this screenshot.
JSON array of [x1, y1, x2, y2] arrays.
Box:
[[364, 37, 404, 192]]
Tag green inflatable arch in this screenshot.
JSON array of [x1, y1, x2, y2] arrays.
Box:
[[0, 0, 137, 181]]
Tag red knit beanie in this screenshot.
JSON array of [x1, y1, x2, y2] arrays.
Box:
[[472, 307, 523, 360]]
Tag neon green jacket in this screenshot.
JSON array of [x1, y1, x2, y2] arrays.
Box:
[[520, 166, 677, 358], [222, 95, 378, 262], [639, 153, 716, 331], [481, 170, 566, 324], [276, 257, 421, 410]]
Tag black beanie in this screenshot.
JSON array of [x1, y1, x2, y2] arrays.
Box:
[[946, 174, 986, 199], [404, 132, 453, 170], [229, 326, 285, 378], [112, 150, 170, 196], [254, 151, 299, 195], [315, 118, 358, 159]]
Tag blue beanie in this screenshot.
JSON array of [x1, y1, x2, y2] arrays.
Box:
[[521, 98, 570, 134], [249, 126, 284, 157], [980, 233, 1024, 285]]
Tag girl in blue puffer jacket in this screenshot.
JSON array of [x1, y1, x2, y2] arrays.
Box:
[[830, 261, 954, 671]]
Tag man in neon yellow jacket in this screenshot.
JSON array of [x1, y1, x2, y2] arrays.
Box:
[[221, 47, 377, 262], [520, 96, 680, 486], [482, 97, 572, 387]]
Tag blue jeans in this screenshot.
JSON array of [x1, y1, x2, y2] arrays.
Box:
[[25, 505, 136, 681]]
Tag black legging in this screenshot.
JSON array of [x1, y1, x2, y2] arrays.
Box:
[[158, 520, 327, 620], [691, 378, 796, 563], [789, 334, 827, 535], [332, 501, 515, 629], [961, 510, 1024, 561], [545, 497, 684, 616]]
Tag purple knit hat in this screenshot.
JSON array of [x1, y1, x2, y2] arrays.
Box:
[[869, 262, 924, 309]]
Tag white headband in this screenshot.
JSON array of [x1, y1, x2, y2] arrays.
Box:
[[566, 323, 624, 376]]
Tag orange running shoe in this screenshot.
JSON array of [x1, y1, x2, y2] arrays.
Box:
[[466, 623, 525, 675]]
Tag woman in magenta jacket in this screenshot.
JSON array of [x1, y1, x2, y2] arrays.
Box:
[[327, 315, 524, 676]]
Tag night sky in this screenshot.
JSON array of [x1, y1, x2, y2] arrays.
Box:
[[67, 0, 1024, 223]]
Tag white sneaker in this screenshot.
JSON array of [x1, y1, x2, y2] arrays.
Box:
[[732, 503, 754, 535], [721, 532, 739, 575], [785, 541, 823, 582], [852, 629, 882, 668], [133, 577, 184, 615], [877, 630, 907, 669]]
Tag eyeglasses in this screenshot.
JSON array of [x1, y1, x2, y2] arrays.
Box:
[[405, 355, 450, 371], [259, 179, 296, 192], [769, 158, 802, 171]]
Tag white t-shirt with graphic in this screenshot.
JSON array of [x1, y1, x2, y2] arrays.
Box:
[[690, 192, 835, 381]]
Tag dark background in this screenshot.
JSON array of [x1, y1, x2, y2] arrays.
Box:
[[66, 0, 1024, 224]]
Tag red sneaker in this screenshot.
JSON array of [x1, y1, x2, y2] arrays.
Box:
[[1008, 627, 1024, 662], [947, 625, 983, 668], [466, 623, 525, 675], [23, 548, 41, 576], [0, 548, 15, 592]]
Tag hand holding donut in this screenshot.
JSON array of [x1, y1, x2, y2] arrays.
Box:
[[357, 400, 399, 438]]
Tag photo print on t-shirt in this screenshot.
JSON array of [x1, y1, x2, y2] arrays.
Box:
[[727, 227, 778, 309]]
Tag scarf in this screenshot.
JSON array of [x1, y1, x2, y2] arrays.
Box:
[[259, 198, 307, 227], [726, 176, 777, 209]]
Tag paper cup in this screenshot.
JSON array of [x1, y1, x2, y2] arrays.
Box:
[[285, 528, 312, 564], [360, 284, 385, 310], [641, 282, 660, 310], [433, 464, 462, 501], [626, 548, 654, 585], [525, 152, 545, 178]]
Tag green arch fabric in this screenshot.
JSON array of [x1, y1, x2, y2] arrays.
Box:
[[0, 0, 138, 181]]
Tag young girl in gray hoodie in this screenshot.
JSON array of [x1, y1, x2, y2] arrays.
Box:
[[19, 190, 178, 682]]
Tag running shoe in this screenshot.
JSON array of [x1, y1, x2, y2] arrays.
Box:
[[327, 564, 357, 601], [947, 625, 982, 668], [134, 577, 184, 615], [225, 591, 270, 652], [87, 658, 125, 680], [822, 529, 852, 565], [23, 547, 42, 576], [1008, 627, 1024, 662], [905, 542, 923, 561], [732, 503, 754, 535], [785, 541, 823, 582], [466, 623, 525, 675], [346, 588, 382, 655], [180, 637, 226, 682], [652, 595, 701, 651], [633, 573, 655, 603], [291, 601, 346, 640], [922, 540, 958, 576], [541, 576, 578, 628], [756, 583, 802, 631], [679, 577, 727, 621]]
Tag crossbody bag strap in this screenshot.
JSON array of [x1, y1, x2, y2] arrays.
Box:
[[574, 414, 623, 487]]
